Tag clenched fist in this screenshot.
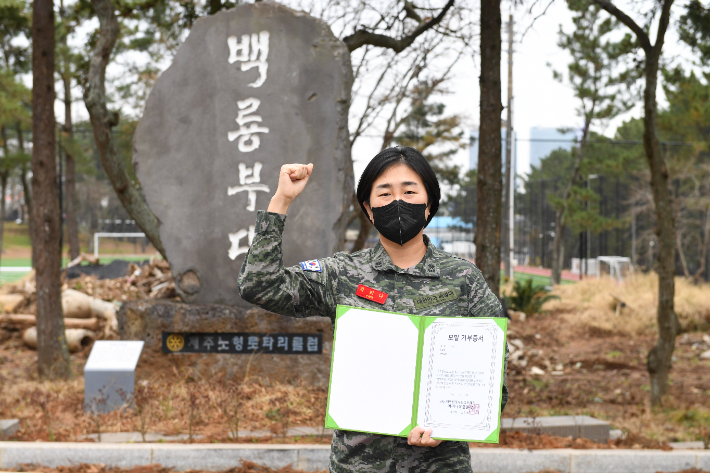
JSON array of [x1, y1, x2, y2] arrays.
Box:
[[267, 163, 313, 214]]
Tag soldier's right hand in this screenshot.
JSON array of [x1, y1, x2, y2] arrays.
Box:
[[267, 163, 313, 214]]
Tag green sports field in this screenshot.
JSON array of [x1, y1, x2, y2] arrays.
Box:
[[502, 271, 576, 287], [0, 255, 154, 284]]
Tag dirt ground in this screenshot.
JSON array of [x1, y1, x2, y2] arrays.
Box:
[[3, 464, 709, 473], [1, 274, 709, 448], [1, 315, 708, 447], [5, 461, 327, 473], [499, 276, 710, 445]]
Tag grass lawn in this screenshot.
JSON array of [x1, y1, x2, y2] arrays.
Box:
[[500, 270, 576, 288], [1, 255, 153, 267], [1, 222, 158, 284]]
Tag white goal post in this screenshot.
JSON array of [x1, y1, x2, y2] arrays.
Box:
[[93, 232, 147, 258]]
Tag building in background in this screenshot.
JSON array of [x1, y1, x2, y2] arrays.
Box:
[[529, 126, 576, 170], [469, 128, 517, 174]]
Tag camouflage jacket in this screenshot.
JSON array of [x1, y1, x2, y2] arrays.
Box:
[[238, 211, 509, 473]]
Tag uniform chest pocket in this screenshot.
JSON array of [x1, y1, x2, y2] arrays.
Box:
[[412, 288, 465, 317]]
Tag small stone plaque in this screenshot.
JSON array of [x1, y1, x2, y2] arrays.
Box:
[[162, 332, 323, 354], [84, 341, 144, 413]]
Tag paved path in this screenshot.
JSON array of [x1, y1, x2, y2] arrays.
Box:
[[1, 442, 709, 472]]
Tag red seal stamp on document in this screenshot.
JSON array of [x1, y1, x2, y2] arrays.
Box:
[[356, 284, 388, 305]]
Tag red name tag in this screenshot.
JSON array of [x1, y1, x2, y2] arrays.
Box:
[[356, 284, 389, 305]]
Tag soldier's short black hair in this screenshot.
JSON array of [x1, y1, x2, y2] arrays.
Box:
[[356, 146, 440, 225]]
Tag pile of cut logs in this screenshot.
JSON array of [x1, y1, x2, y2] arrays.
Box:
[[0, 255, 176, 352]]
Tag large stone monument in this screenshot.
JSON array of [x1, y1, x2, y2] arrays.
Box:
[[134, 2, 352, 307]]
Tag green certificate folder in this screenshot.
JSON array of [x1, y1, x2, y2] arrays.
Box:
[[325, 305, 507, 443]]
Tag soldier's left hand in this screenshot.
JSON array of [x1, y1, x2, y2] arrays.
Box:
[[407, 426, 442, 447]]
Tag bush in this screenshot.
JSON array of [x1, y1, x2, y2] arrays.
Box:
[[504, 278, 560, 317]]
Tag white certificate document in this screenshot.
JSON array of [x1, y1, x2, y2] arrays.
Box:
[[325, 306, 507, 443], [416, 318, 505, 441]]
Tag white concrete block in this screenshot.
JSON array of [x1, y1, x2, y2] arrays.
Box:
[[571, 450, 697, 473], [470, 448, 570, 473], [150, 444, 299, 471], [0, 443, 152, 469], [295, 446, 332, 471]]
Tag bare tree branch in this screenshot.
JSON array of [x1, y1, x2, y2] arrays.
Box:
[[521, 0, 555, 39], [83, 0, 167, 260], [652, 0, 674, 58], [343, 0, 455, 52], [591, 0, 652, 53]]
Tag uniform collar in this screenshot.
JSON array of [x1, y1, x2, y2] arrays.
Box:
[[370, 235, 440, 277]]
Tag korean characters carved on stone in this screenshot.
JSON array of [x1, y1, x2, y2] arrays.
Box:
[[228, 98, 269, 153], [228, 163, 269, 212], [226, 30, 271, 261], [227, 162, 270, 260], [228, 31, 269, 88]]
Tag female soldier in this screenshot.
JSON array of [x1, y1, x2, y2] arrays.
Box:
[[238, 146, 507, 473]]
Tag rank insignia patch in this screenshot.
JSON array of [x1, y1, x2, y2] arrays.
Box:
[[300, 260, 322, 272]]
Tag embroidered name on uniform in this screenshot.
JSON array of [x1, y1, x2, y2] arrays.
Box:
[[413, 289, 457, 309], [356, 284, 388, 305], [299, 260, 321, 272]]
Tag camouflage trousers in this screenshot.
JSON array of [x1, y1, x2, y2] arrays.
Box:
[[329, 430, 472, 473]]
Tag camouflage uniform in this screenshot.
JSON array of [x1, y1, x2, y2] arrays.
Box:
[[238, 211, 509, 473]]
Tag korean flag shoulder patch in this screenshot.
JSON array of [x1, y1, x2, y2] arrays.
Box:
[[299, 259, 322, 272]]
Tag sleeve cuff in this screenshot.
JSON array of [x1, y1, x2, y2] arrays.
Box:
[[255, 210, 287, 235]]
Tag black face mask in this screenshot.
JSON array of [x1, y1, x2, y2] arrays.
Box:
[[370, 200, 428, 245]]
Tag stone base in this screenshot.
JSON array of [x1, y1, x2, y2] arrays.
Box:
[[502, 415, 610, 442], [117, 300, 333, 386]]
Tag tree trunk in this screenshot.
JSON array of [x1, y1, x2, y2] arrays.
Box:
[[550, 214, 565, 284], [16, 123, 30, 205], [692, 204, 710, 284], [59, 2, 81, 261], [350, 192, 373, 252], [17, 124, 33, 260], [20, 162, 32, 225], [84, 0, 167, 260], [63, 74, 80, 260], [353, 203, 373, 252], [31, 0, 72, 380], [643, 39, 680, 408], [0, 125, 7, 271], [591, 0, 678, 405], [475, 0, 503, 297], [0, 173, 7, 270], [551, 120, 591, 285], [676, 230, 690, 278]]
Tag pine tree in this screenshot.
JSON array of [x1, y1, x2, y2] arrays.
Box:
[[549, 0, 635, 285]]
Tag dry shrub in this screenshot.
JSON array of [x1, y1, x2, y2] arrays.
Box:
[[6, 379, 85, 441], [547, 273, 710, 336], [2, 374, 327, 442], [238, 380, 327, 433]]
